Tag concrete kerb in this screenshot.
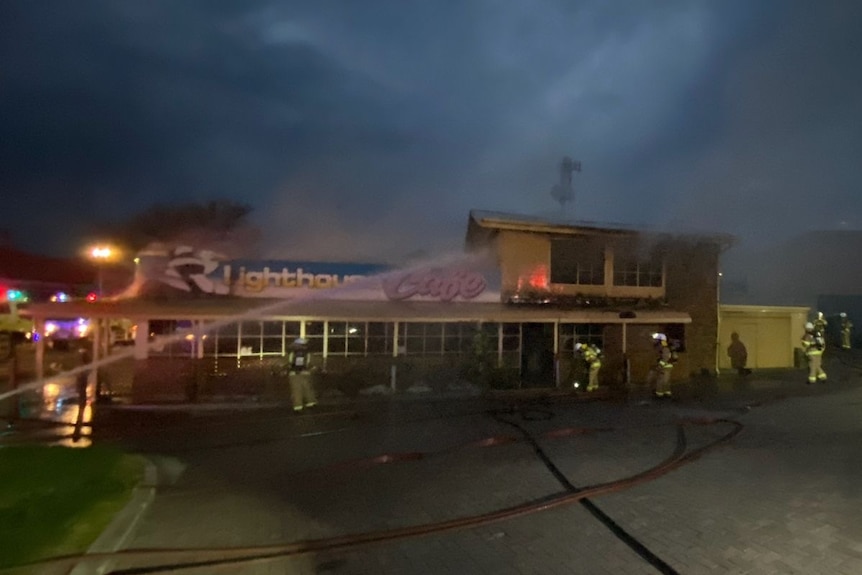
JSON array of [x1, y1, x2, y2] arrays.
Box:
[[67, 458, 159, 575]]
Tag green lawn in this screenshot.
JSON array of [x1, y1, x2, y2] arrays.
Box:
[[0, 445, 145, 569]]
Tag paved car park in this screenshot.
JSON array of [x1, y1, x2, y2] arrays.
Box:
[[5, 355, 862, 574]]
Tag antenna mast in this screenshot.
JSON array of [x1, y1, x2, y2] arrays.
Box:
[[550, 156, 581, 215]]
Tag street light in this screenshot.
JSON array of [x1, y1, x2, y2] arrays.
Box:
[[88, 245, 114, 297]]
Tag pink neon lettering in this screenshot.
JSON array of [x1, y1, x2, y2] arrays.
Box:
[[383, 269, 487, 301]]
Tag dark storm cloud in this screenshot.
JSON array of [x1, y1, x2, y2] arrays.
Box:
[[646, 1, 862, 243], [1, 0, 860, 261]]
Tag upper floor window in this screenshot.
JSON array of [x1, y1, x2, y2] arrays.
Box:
[[550, 238, 605, 285], [613, 255, 663, 287]]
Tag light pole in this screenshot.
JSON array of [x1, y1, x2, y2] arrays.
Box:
[[89, 246, 113, 297]]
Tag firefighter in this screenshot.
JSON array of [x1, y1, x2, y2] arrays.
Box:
[[801, 322, 827, 384], [575, 342, 602, 392], [813, 311, 828, 337], [288, 338, 317, 411], [840, 313, 853, 350], [651, 332, 675, 398]]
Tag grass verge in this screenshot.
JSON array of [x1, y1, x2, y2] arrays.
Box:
[[0, 445, 145, 569]]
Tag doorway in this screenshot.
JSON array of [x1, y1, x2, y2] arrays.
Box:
[[520, 323, 555, 388]]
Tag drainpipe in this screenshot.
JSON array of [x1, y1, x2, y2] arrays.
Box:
[[622, 321, 630, 386], [554, 320, 560, 388], [716, 271, 722, 376], [618, 311, 636, 387]]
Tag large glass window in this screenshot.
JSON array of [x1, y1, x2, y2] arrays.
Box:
[[501, 323, 521, 352], [664, 323, 686, 352], [456, 322, 498, 359], [424, 323, 443, 355], [399, 322, 449, 355], [328, 321, 346, 355], [559, 323, 604, 353], [148, 319, 531, 361], [305, 321, 325, 354], [367, 322, 394, 355], [215, 321, 239, 357], [400, 322, 430, 355], [443, 322, 475, 353], [261, 320, 301, 355], [149, 319, 194, 358], [199, 321, 216, 356], [613, 256, 663, 287], [500, 323, 520, 368], [327, 321, 368, 356], [239, 320, 262, 356], [550, 238, 605, 285], [346, 322, 365, 355], [261, 321, 282, 355]]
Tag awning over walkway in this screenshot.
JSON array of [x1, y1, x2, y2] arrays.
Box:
[[24, 298, 691, 324]]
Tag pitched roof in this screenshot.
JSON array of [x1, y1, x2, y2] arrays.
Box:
[[467, 209, 735, 245]]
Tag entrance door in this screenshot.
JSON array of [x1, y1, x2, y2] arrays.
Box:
[[521, 323, 555, 388]]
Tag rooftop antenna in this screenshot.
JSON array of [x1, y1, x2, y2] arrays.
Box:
[[550, 156, 581, 216]]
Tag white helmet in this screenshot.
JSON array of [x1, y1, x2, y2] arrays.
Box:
[[652, 332, 667, 342], [805, 322, 814, 331]]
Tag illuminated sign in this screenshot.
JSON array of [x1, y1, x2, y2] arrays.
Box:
[[383, 269, 487, 301], [145, 247, 389, 297], [225, 265, 371, 293], [143, 247, 495, 301]]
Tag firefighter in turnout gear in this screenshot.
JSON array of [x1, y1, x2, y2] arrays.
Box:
[[288, 338, 317, 411], [813, 312, 828, 337], [801, 322, 827, 384], [575, 342, 602, 392], [840, 313, 853, 350], [651, 332, 676, 398]]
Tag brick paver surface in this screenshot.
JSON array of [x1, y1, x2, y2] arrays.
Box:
[[33, 355, 862, 574]]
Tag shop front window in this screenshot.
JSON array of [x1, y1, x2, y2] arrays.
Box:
[[400, 322, 447, 355], [559, 323, 604, 353], [305, 321, 325, 354], [239, 320, 262, 356], [149, 319, 194, 358], [346, 322, 365, 355], [367, 322, 394, 355]]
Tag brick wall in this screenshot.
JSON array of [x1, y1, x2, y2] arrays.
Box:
[[664, 239, 721, 377]]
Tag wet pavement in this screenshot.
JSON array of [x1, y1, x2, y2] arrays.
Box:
[[4, 353, 862, 574]]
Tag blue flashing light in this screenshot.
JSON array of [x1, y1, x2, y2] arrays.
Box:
[[50, 292, 70, 303]]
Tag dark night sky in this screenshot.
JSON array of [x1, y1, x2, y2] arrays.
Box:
[[2, 0, 861, 262]]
